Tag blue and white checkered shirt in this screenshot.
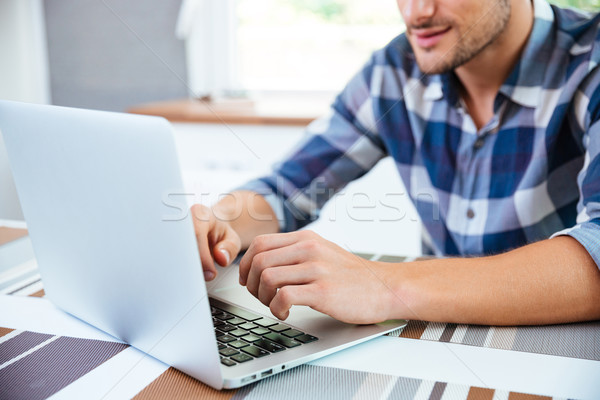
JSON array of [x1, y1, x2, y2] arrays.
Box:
[[240, 0, 600, 266]]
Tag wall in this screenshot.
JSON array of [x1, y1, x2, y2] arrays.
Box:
[[44, 0, 188, 112], [0, 0, 49, 220]]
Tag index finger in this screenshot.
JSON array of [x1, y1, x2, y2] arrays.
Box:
[[190, 204, 217, 280], [196, 225, 216, 280], [239, 231, 301, 285], [269, 284, 319, 320]]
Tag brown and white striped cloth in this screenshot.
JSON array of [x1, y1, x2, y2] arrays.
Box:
[[0, 327, 561, 400]]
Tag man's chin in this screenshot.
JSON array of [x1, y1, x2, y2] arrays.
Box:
[[414, 54, 453, 75]]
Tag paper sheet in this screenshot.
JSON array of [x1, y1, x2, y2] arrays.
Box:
[[311, 335, 600, 399]]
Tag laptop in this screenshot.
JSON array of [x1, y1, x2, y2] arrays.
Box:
[[0, 100, 407, 389]]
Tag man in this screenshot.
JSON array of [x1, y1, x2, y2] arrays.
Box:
[[192, 0, 600, 326]]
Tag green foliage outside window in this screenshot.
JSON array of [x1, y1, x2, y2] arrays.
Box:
[[288, 0, 346, 20], [286, 0, 599, 24], [550, 0, 599, 11]]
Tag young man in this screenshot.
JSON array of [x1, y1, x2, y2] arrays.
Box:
[[192, 0, 600, 326]]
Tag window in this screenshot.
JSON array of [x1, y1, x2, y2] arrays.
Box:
[[177, 0, 402, 98], [236, 0, 403, 93], [178, 0, 599, 99]]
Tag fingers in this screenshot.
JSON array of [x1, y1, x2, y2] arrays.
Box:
[[213, 225, 242, 267], [245, 241, 316, 295], [256, 264, 316, 306], [191, 205, 215, 280], [240, 230, 315, 285], [196, 226, 216, 281], [191, 203, 237, 281], [269, 284, 319, 320], [239, 232, 299, 284]]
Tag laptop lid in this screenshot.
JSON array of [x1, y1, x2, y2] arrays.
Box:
[[0, 100, 223, 389]]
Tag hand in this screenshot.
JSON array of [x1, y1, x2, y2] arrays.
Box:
[[191, 204, 242, 281], [239, 230, 398, 324]]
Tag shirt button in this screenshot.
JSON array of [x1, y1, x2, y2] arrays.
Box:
[[473, 138, 485, 150], [466, 208, 475, 219]]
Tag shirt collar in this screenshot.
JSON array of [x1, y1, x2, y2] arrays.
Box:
[[498, 0, 555, 108], [422, 75, 444, 101]]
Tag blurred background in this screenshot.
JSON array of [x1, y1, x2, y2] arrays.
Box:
[[0, 0, 598, 255]]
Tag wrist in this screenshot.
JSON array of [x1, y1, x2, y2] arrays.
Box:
[[376, 260, 422, 321]]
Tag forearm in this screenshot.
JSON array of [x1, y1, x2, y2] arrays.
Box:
[[212, 190, 279, 249], [389, 236, 600, 325]]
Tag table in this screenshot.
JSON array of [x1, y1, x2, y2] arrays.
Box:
[[1, 223, 599, 400]]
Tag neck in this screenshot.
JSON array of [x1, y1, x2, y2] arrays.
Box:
[[455, 0, 534, 103]]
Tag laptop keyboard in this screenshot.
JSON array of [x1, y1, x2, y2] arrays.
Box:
[[210, 298, 318, 367]]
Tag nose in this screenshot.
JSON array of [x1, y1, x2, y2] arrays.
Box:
[[400, 0, 436, 26]]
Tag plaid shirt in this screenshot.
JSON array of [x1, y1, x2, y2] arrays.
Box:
[[240, 0, 600, 266]]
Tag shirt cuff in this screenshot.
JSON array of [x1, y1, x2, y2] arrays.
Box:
[[550, 219, 600, 269]]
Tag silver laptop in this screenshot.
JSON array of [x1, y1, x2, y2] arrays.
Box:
[[0, 100, 406, 389]]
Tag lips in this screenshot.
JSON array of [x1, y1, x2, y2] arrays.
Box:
[[411, 27, 451, 49]]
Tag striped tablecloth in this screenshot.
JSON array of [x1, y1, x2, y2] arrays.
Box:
[[395, 319, 600, 362], [0, 328, 563, 400], [0, 231, 588, 399], [0, 329, 128, 400]]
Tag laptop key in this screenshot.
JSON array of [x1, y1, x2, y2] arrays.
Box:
[[212, 318, 225, 328], [218, 344, 227, 350], [241, 334, 261, 343], [220, 324, 237, 332], [231, 353, 253, 363], [214, 312, 235, 321], [254, 318, 278, 328], [250, 327, 270, 336], [211, 300, 262, 322], [229, 340, 250, 349], [228, 317, 246, 325], [214, 330, 225, 337], [230, 329, 249, 337], [264, 333, 301, 348], [241, 346, 270, 358], [217, 334, 236, 343], [239, 322, 258, 330], [254, 338, 286, 353], [221, 358, 236, 367], [270, 324, 290, 333], [295, 334, 319, 343], [219, 347, 239, 357], [282, 329, 303, 338]]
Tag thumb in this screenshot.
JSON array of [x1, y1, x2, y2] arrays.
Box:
[[213, 228, 241, 267]]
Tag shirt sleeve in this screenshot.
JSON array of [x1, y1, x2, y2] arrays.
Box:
[[236, 56, 388, 232], [551, 72, 600, 269]]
